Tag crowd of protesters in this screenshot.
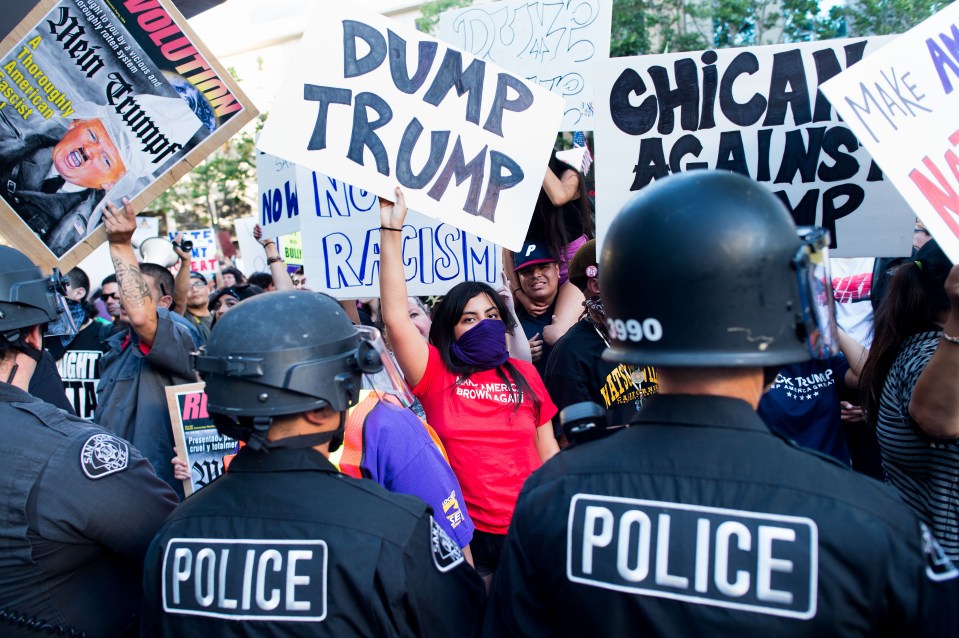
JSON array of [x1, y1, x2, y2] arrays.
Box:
[[1, 151, 958, 636]]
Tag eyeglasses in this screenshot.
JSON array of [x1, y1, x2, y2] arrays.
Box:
[[102, 292, 120, 301], [190, 281, 207, 290]]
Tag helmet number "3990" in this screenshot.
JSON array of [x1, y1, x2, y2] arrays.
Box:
[[607, 318, 663, 342]]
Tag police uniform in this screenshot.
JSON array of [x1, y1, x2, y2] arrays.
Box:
[[0, 381, 178, 637], [484, 394, 959, 637], [142, 445, 485, 636]]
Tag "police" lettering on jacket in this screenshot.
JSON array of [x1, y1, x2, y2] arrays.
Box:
[[567, 495, 817, 619], [162, 539, 328, 621]]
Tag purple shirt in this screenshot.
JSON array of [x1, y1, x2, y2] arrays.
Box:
[[358, 400, 474, 549]]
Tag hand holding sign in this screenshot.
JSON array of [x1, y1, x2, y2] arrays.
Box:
[[379, 186, 409, 231], [103, 198, 137, 245], [257, 5, 563, 251]]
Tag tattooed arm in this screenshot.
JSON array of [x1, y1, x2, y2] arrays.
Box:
[[104, 198, 160, 346]]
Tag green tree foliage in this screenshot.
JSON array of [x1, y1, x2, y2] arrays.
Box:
[[416, 0, 474, 33], [841, 0, 947, 36], [612, 0, 707, 56]]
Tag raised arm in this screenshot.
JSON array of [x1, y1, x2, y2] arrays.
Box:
[[171, 232, 192, 315], [379, 187, 429, 386], [542, 167, 581, 207], [253, 223, 294, 291], [104, 199, 159, 346], [909, 263, 959, 438]]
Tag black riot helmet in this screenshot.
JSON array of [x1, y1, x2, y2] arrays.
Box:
[[194, 291, 383, 451], [601, 170, 835, 367], [0, 246, 65, 338]]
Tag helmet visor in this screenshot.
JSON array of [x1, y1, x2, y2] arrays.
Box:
[[42, 269, 77, 338], [795, 227, 838, 359], [356, 325, 415, 409], [45, 292, 79, 337]]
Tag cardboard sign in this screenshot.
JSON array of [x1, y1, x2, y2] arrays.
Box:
[[436, 0, 612, 131], [821, 4, 959, 262], [232, 216, 264, 276], [255, 155, 501, 298], [166, 382, 236, 497], [167, 227, 216, 274], [256, 4, 563, 252], [278, 231, 303, 268], [593, 37, 914, 257], [0, 0, 257, 271], [256, 146, 301, 238]]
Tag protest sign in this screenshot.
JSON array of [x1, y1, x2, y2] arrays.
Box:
[[256, 146, 300, 238], [233, 216, 264, 276], [167, 227, 216, 274], [436, 0, 612, 131], [256, 4, 563, 252], [278, 165, 500, 298], [593, 37, 914, 257], [821, 4, 959, 262], [166, 382, 236, 497], [279, 231, 303, 268], [0, 0, 257, 271]]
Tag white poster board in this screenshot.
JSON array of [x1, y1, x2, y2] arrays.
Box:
[[593, 37, 914, 257], [168, 228, 217, 275], [233, 216, 265, 276], [297, 168, 500, 299], [821, 4, 959, 262], [437, 0, 612, 131], [256, 5, 564, 252], [256, 148, 301, 238]]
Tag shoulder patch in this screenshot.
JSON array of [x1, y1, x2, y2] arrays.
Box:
[[430, 517, 464, 573], [920, 522, 959, 582], [80, 433, 130, 480]]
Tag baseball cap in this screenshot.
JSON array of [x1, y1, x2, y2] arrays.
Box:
[[189, 271, 207, 284], [513, 242, 557, 272], [567, 239, 598, 292], [208, 284, 264, 312]]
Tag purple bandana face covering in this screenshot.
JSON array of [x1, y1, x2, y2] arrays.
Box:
[[450, 318, 508, 369]]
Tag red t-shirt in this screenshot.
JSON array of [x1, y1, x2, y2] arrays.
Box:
[[413, 345, 557, 534]]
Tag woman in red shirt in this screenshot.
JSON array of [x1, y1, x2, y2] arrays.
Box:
[[379, 187, 559, 584]]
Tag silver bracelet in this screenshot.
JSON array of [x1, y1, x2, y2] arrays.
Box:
[[942, 331, 959, 345]]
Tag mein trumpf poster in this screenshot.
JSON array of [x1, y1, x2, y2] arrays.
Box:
[[0, 0, 257, 270]]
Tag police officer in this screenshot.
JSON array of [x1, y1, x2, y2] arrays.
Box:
[[484, 171, 959, 636], [0, 246, 177, 637], [142, 291, 484, 636]]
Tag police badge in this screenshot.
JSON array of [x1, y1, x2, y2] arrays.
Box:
[[80, 433, 130, 479]]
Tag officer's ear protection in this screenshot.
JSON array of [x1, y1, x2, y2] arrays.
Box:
[[355, 338, 382, 374], [337, 338, 384, 409]]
